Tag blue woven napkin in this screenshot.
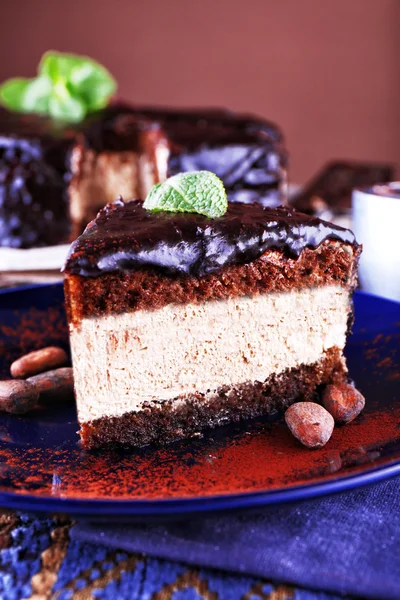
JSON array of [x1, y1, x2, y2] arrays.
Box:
[[72, 476, 400, 600]]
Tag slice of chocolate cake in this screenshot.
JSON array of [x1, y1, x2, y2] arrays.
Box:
[[63, 173, 360, 449], [0, 105, 287, 248]]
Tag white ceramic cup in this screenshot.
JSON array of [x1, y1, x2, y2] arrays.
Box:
[[352, 183, 400, 302]]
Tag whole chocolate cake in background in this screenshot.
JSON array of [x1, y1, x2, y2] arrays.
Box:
[[0, 103, 288, 248], [0, 51, 393, 253]]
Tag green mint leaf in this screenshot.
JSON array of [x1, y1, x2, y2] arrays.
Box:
[[0, 50, 117, 122], [0, 77, 52, 114], [40, 52, 91, 82], [39, 52, 64, 82], [69, 60, 117, 111], [40, 51, 116, 111], [21, 76, 52, 114], [48, 90, 86, 122], [143, 171, 228, 219], [0, 78, 31, 111], [145, 182, 163, 206]]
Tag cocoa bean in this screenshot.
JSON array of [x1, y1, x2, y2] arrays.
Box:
[[285, 402, 334, 448], [322, 383, 365, 424], [28, 368, 74, 403], [0, 380, 39, 414], [11, 346, 69, 379]]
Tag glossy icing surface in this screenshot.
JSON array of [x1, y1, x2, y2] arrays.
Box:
[[64, 199, 357, 278]]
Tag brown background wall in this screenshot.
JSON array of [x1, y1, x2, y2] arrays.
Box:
[[0, 0, 399, 183]]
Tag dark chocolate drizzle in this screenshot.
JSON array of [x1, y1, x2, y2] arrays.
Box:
[[64, 199, 358, 278]]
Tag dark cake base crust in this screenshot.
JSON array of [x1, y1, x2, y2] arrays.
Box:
[[80, 347, 346, 449]]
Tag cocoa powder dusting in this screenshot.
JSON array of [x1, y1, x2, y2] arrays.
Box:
[[0, 400, 398, 501]]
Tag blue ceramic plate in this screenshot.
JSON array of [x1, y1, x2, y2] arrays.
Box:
[[0, 285, 399, 519]]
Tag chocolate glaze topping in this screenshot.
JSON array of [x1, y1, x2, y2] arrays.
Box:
[[64, 199, 358, 278]]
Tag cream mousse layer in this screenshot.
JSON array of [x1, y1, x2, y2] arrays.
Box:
[[70, 285, 350, 424]]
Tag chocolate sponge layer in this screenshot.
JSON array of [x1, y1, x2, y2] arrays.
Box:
[[65, 240, 360, 324]]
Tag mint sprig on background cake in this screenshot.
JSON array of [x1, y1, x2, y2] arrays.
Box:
[[0, 51, 116, 122]]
